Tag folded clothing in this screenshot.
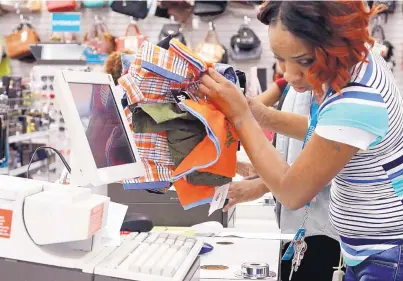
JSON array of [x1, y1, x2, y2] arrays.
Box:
[[119, 39, 239, 209], [132, 103, 233, 187]]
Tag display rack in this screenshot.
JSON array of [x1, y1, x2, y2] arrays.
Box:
[[5, 94, 58, 180]]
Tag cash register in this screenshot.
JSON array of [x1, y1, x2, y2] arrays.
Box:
[[0, 71, 203, 281]]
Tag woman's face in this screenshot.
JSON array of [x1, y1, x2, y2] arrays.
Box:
[[269, 22, 315, 93]]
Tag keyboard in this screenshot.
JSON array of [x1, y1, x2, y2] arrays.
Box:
[[87, 232, 203, 281]]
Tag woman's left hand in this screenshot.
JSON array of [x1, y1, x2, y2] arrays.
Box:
[[199, 68, 251, 125]]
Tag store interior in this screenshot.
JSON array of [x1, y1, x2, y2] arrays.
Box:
[[0, 1, 402, 281]]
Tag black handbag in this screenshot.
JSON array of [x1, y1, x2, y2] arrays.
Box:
[[158, 23, 187, 46], [111, 0, 148, 19], [231, 26, 261, 51], [193, 1, 227, 17]]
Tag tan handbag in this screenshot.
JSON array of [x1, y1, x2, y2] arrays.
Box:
[[0, 0, 42, 13], [4, 24, 40, 59], [194, 23, 225, 63], [115, 23, 147, 52]]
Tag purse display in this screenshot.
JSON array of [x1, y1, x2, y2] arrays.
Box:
[[84, 16, 115, 54], [46, 0, 79, 12], [111, 0, 148, 19], [115, 21, 148, 52], [4, 22, 40, 60]]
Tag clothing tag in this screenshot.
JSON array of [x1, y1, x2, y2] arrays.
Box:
[[208, 184, 230, 216], [281, 228, 306, 261], [171, 90, 191, 111], [172, 90, 190, 103]]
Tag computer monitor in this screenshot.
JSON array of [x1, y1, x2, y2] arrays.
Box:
[[54, 70, 145, 187]]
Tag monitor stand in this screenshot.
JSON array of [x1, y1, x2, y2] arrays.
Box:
[[61, 150, 108, 196]]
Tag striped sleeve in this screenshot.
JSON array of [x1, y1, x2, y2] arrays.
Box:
[[316, 83, 389, 150]]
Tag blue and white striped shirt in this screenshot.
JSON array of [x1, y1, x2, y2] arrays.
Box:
[[315, 51, 403, 266]]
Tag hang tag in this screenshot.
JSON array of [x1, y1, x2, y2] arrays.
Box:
[[172, 90, 190, 103], [281, 228, 306, 261], [208, 184, 230, 217], [172, 90, 190, 111]]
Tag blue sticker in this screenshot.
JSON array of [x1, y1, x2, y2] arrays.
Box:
[[51, 13, 81, 33]]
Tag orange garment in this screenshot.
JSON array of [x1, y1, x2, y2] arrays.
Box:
[[173, 100, 238, 209]]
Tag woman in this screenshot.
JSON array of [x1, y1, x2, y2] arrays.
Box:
[[199, 1, 403, 280], [231, 83, 341, 281]]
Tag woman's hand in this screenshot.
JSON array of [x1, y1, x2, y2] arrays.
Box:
[[236, 161, 257, 178], [223, 178, 268, 212], [199, 68, 251, 125]]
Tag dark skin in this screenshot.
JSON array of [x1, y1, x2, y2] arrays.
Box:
[[199, 22, 359, 210]]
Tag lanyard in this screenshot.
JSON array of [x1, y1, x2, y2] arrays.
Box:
[[303, 88, 332, 148], [303, 88, 332, 207]]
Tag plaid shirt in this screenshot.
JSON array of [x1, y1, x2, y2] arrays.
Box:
[[118, 40, 208, 185], [119, 39, 238, 208]]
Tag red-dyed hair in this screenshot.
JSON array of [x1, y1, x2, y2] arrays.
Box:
[[258, 1, 378, 95]]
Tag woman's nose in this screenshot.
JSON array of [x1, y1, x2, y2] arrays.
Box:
[[283, 70, 302, 84]]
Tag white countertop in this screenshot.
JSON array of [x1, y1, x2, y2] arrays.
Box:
[[200, 237, 280, 281]]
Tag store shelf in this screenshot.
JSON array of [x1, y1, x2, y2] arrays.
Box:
[[9, 160, 47, 177], [9, 131, 50, 144]]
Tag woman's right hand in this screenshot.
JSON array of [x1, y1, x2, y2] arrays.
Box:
[[223, 178, 268, 212], [236, 161, 257, 178]]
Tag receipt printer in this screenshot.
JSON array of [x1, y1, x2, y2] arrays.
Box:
[[0, 175, 109, 268]]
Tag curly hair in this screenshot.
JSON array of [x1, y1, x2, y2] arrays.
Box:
[[258, 1, 376, 95], [104, 49, 135, 85]]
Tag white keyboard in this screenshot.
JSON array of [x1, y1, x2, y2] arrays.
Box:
[[90, 232, 203, 281]]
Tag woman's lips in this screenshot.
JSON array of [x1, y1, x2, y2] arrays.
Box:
[[294, 86, 307, 92]]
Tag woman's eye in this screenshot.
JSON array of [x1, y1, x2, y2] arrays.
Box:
[[299, 59, 314, 67], [275, 57, 285, 62]]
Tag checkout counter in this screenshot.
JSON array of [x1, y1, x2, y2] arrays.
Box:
[[0, 70, 285, 281]]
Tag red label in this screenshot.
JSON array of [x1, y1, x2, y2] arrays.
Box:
[[0, 209, 13, 239], [88, 204, 104, 236]]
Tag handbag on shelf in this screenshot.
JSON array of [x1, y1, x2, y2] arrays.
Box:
[[193, 0, 227, 17], [111, 0, 149, 19], [159, 23, 187, 46], [156, 0, 193, 23], [83, 0, 112, 8], [4, 23, 40, 59], [194, 22, 225, 63], [115, 22, 147, 52], [46, 0, 79, 12], [84, 16, 115, 54], [0, 0, 42, 13]]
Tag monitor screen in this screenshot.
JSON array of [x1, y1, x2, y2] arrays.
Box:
[[68, 82, 136, 169]]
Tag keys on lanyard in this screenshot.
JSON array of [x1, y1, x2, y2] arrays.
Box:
[[289, 239, 308, 280]]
